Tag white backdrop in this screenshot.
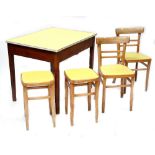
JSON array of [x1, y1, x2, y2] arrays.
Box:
[[0, 0, 155, 155]]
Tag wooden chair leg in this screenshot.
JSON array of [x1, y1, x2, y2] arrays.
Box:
[[95, 81, 99, 122], [120, 78, 124, 98], [123, 78, 127, 94], [112, 78, 116, 83], [145, 60, 151, 91], [130, 77, 134, 111], [23, 86, 29, 130], [65, 78, 68, 114], [102, 78, 106, 113], [135, 62, 138, 81], [49, 84, 56, 127], [70, 84, 74, 126], [123, 61, 128, 94], [87, 82, 91, 111]]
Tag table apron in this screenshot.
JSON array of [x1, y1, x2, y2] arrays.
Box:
[[58, 37, 95, 62], [7, 44, 56, 62]]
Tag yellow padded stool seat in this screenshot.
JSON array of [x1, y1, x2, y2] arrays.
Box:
[[22, 71, 54, 85], [125, 52, 151, 61], [65, 68, 99, 81], [100, 64, 134, 77]]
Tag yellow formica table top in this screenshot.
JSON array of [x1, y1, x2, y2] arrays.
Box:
[[7, 27, 96, 52]]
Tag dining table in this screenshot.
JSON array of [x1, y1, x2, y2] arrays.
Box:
[[7, 27, 96, 114]]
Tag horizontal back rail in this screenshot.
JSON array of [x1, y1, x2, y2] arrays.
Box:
[[96, 37, 129, 44], [116, 27, 144, 35]]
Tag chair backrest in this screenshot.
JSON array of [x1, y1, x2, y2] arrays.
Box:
[[96, 36, 130, 71], [115, 27, 144, 53]]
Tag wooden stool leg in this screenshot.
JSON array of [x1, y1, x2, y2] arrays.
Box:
[[102, 78, 106, 113], [145, 60, 151, 91], [49, 84, 56, 127], [130, 77, 134, 111], [51, 84, 56, 127], [65, 78, 68, 114], [135, 62, 138, 81], [95, 81, 99, 122], [23, 86, 29, 130], [48, 86, 52, 115], [87, 82, 91, 111], [70, 84, 74, 126]]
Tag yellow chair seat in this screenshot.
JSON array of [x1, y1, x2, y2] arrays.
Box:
[[21, 71, 54, 84], [125, 52, 151, 61], [65, 68, 99, 81], [100, 64, 134, 77]]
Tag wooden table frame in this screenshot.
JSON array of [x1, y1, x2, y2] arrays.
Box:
[[7, 36, 95, 114]]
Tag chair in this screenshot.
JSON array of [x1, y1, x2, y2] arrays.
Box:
[[115, 27, 152, 91], [96, 37, 135, 113], [64, 68, 100, 126], [21, 71, 56, 130]]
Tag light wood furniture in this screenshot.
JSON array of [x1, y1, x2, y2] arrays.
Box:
[[7, 27, 96, 114], [96, 37, 135, 113], [64, 68, 100, 126], [115, 27, 152, 91], [21, 71, 56, 130]]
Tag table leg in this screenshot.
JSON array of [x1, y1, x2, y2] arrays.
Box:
[[50, 63, 53, 72], [89, 38, 95, 69], [8, 53, 16, 101], [52, 60, 60, 114]]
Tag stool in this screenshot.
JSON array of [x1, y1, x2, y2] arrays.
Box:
[[21, 71, 56, 130], [64, 68, 100, 126]]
